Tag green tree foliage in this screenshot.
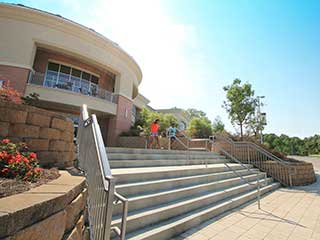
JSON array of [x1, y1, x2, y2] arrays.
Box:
[[212, 116, 225, 134], [247, 115, 265, 137], [187, 117, 213, 138], [185, 108, 214, 138], [120, 108, 178, 136], [139, 108, 178, 135], [263, 133, 320, 156], [186, 108, 207, 119], [223, 79, 257, 139]]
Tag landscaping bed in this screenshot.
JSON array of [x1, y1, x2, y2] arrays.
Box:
[[0, 168, 60, 198]]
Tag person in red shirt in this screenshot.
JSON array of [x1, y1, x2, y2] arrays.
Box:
[[148, 119, 161, 149]]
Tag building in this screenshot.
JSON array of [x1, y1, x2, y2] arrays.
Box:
[[0, 3, 143, 146], [157, 108, 191, 130]]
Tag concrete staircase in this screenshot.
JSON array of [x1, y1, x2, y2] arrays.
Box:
[[108, 148, 280, 240]]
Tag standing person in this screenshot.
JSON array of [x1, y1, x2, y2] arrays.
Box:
[[167, 124, 178, 147], [148, 119, 161, 149]]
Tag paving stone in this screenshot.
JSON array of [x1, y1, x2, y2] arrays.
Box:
[[174, 172, 320, 240]]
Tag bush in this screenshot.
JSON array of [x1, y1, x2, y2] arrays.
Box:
[[21, 92, 40, 106], [0, 81, 22, 104], [124, 108, 178, 136], [0, 139, 42, 182], [187, 117, 213, 138]]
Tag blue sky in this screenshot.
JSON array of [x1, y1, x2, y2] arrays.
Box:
[[5, 0, 320, 138]]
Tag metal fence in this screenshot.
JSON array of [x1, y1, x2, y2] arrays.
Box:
[[29, 72, 118, 103], [77, 105, 127, 240]]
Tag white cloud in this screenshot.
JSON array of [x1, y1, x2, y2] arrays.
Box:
[[87, 0, 207, 108]]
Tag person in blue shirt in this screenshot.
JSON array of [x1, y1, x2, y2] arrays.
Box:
[[167, 124, 179, 147]]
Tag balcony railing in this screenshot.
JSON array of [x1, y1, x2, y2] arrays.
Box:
[[29, 72, 117, 104]]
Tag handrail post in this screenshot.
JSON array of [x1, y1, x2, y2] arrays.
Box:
[[247, 145, 250, 164], [289, 168, 293, 187], [120, 199, 128, 240], [257, 174, 261, 209]]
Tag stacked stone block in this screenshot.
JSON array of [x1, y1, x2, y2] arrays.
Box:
[[0, 171, 88, 240], [0, 101, 75, 168]]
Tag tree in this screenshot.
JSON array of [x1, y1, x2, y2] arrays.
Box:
[[247, 115, 265, 138], [212, 116, 225, 134], [187, 117, 213, 138], [139, 108, 178, 135], [223, 79, 257, 139], [186, 108, 207, 119]]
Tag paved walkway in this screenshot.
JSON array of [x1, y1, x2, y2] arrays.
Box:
[[175, 157, 320, 240]]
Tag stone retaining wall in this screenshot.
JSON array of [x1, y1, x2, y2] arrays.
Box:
[[0, 171, 88, 240], [0, 101, 75, 168], [264, 161, 316, 186], [212, 141, 316, 186]]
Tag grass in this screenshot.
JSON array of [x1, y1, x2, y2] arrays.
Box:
[[309, 154, 320, 158]]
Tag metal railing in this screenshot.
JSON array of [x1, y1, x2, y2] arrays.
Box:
[[221, 149, 264, 209], [175, 132, 211, 151], [29, 71, 117, 103], [77, 104, 128, 240], [213, 135, 295, 187]]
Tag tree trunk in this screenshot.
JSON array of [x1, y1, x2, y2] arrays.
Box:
[[240, 123, 243, 140]]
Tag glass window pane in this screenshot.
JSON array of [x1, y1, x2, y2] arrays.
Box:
[[57, 73, 71, 90], [48, 62, 59, 72], [45, 71, 58, 87], [81, 79, 90, 95], [72, 68, 81, 77], [91, 75, 99, 84], [60, 65, 71, 74], [82, 72, 90, 81], [71, 76, 81, 92]]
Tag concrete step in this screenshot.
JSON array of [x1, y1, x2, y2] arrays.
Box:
[[115, 168, 258, 196], [110, 158, 228, 168], [107, 147, 219, 155], [125, 182, 280, 240], [112, 178, 273, 234], [188, 147, 208, 151], [108, 153, 224, 161], [112, 163, 251, 184], [113, 173, 265, 215]]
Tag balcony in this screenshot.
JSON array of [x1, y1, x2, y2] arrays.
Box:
[[27, 72, 117, 115], [29, 71, 117, 104]]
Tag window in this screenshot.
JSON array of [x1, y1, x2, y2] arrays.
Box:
[[91, 75, 99, 84], [60, 65, 71, 74], [48, 62, 59, 71], [45, 62, 101, 95], [71, 68, 81, 78]]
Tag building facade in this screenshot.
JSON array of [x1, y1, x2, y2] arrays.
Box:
[[0, 3, 143, 146]]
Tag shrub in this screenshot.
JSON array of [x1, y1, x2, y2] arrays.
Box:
[[0, 139, 42, 182], [21, 92, 40, 106], [187, 117, 213, 138], [0, 81, 22, 104]]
